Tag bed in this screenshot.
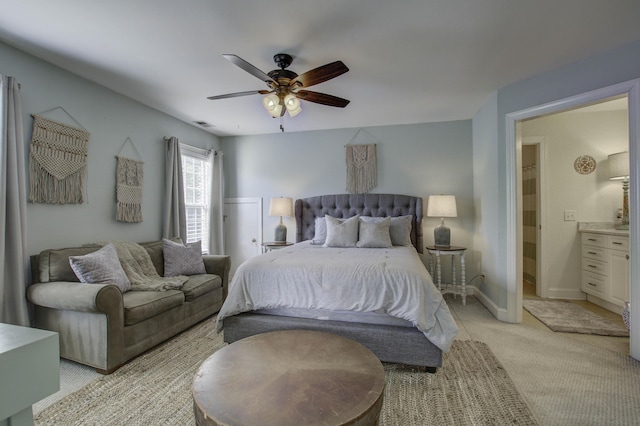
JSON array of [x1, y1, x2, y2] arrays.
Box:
[[216, 193, 458, 370]]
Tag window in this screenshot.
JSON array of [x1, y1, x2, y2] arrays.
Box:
[[181, 145, 211, 253]]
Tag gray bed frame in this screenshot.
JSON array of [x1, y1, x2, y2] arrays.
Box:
[[222, 193, 442, 370]]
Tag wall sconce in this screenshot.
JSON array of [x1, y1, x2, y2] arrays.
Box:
[[427, 195, 457, 246], [609, 151, 629, 230], [268, 197, 294, 242]]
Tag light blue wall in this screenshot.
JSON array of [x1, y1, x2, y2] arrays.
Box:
[[0, 41, 220, 255], [473, 38, 640, 315], [471, 92, 503, 309], [222, 120, 476, 275]]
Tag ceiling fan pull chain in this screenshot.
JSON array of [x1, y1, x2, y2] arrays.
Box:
[[280, 116, 285, 132]]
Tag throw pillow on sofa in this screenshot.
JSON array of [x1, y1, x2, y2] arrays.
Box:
[[69, 243, 131, 292], [162, 238, 207, 276]]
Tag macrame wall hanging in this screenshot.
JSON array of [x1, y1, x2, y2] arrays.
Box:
[[29, 109, 90, 204], [345, 129, 377, 194], [115, 137, 144, 223]]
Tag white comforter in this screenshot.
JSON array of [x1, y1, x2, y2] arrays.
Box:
[[216, 241, 458, 352]]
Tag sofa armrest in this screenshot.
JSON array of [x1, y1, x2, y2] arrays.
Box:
[[202, 255, 231, 299], [28, 281, 123, 315], [27, 281, 125, 372]]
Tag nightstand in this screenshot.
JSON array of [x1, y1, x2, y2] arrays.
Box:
[[426, 245, 467, 305], [261, 241, 293, 253]]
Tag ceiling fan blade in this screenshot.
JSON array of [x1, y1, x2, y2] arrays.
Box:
[[290, 61, 349, 88], [295, 90, 350, 108], [223, 54, 275, 83], [207, 90, 271, 100]]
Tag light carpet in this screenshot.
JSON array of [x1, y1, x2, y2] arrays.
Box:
[[34, 319, 537, 426], [454, 297, 640, 425], [523, 299, 628, 336]]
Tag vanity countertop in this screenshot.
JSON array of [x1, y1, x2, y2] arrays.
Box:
[[578, 222, 629, 236]]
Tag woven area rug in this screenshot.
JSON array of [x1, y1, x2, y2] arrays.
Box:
[[35, 320, 537, 425], [524, 299, 628, 337]]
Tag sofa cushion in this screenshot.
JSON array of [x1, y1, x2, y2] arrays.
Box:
[[138, 240, 165, 276], [181, 274, 222, 302], [38, 245, 102, 283], [122, 290, 185, 326], [162, 239, 207, 276]]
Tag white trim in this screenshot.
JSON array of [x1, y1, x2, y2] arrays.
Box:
[[223, 197, 264, 245], [473, 286, 510, 322], [546, 288, 586, 300], [506, 79, 640, 361]]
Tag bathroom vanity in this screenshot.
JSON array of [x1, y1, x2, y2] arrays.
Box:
[[579, 222, 629, 313]]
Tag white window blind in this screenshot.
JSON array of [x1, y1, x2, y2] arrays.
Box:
[[181, 144, 211, 253]]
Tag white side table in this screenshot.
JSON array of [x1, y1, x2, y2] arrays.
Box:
[[426, 245, 467, 305]]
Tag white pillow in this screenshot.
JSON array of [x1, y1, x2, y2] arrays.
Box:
[[360, 215, 413, 246], [311, 216, 327, 245], [162, 239, 207, 276], [357, 217, 392, 248], [69, 243, 131, 292], [323, 215, 360, 248]]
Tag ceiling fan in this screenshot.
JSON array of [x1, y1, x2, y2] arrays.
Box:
[[207, 53, 350, 126]]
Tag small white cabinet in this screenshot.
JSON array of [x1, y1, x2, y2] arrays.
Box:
[[581, 231, 629, 309]]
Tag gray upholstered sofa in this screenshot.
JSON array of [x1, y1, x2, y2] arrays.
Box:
[[27, 239, 230, 374]]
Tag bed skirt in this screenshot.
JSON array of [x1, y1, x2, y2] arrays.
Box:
[[222, 312, 442, 369]]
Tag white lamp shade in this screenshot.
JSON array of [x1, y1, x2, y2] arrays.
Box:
[[427, 195, 457, 218], [284, 94, 302, 117], [609, 151, 629, 180], [269, 197, 294, 217], [262, 94, 283, 118]]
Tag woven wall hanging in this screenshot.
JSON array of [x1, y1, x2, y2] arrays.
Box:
[[115, 138, 144, 223], [345, 129, 378, 194], [346, 144, 377, 194], [28, 113, 90, 204]]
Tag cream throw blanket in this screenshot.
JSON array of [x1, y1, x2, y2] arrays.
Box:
[[110, 241, 187, 291]]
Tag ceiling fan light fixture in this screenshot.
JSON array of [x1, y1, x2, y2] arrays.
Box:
[[262, 94, 282, 117], [284, 94, 302, 117]]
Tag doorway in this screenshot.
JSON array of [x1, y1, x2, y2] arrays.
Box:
[[506, 79, 640, 361], [223, 197, 262, 279]]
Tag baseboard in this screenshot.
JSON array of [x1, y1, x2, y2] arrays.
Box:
[[546, 288, 586, 300], [586, 294, 625, 314], [469, 286, 511, 322]]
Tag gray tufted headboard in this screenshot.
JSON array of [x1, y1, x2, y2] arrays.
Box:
[[295, 193, 423, 253]]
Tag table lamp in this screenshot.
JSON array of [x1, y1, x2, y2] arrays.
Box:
[[427, 195, 457, 246], [609, 151, 629, 230], [269, 197, 294, 242]]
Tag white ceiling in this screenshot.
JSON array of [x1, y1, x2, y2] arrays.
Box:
[[1, 0, 640, 137]]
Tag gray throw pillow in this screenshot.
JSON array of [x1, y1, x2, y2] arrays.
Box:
[[360, 215, 413, 246], [323, 215, 360, 248], [163, 239, 207, 276], [389, 215, 413, 246], [357, 217, 392, 248], [69, 243, 131, 292], [311, 216, 327, 245]]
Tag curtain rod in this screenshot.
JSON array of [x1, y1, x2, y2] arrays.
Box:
[[164, 137, 221, 155]]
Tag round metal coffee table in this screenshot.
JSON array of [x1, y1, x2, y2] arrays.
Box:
[[192, 330, 385, 426]]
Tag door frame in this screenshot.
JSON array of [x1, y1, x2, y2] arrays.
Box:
[[505, 78, 640, 360], [223, 197, 263, 277]]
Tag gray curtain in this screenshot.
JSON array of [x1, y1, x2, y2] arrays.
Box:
[[162, 137, 186, 241], [208, 151, 225, 254], [0, 76, 30, 326]]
